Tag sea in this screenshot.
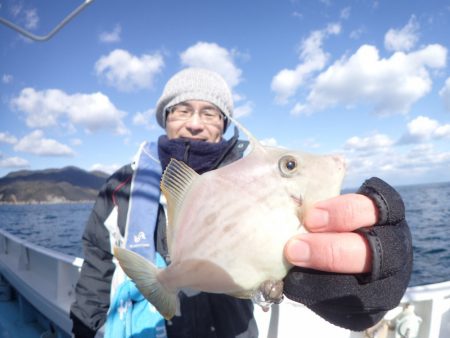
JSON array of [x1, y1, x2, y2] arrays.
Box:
[[0, 181, 449, 287]]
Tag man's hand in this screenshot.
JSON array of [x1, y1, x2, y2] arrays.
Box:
[[284, 194, 378, 274]]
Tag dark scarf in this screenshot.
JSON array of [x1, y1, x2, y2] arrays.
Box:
[[157, 133, 238, 174]]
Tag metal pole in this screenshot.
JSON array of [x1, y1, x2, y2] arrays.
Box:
[[0, 0, 95, 42]]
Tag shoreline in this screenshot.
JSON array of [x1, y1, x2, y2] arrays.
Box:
[[0, 200, 95, 205]]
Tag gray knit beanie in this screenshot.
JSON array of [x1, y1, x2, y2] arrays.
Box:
[[156, 68, 233, 130]]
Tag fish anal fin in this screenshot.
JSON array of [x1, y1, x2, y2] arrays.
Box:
[[160, 159, 199, 252], [113, 246, 179, 319]]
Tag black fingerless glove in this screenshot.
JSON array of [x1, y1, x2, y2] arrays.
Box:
[[283, 177, 413, 331], [356, 177, 411, 283]]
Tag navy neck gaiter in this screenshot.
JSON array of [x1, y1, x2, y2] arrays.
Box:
[[157, 135, 238, 174]]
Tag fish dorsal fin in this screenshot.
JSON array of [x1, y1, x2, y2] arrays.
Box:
[[160, 158, 199, 254], [227, 115, 259, 145], [227, 115, 266, 156]]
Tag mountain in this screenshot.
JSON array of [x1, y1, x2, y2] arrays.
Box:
[[0, 166, 109, 204]]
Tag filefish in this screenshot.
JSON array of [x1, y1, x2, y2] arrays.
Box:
[[114, 116, 346, 319]]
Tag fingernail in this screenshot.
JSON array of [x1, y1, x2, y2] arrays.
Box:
[[306, 208, 329, 229], [287, 239, 311, 264]]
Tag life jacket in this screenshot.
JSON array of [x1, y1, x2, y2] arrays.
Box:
[[105, 142, 167, 338]]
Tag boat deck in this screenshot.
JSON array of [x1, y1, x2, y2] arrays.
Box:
[[0, 285, 53, 338]]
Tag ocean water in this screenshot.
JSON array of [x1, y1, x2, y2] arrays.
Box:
[[396, 182, 450, 286], [0, 202, 91, 258], [0, 182, 449, 287]]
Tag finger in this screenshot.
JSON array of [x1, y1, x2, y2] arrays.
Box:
[[304, 193, 378, 233], [284, 232, 371, 273]]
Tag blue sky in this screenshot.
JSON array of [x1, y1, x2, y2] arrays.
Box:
[[1, 0, 450, 189]]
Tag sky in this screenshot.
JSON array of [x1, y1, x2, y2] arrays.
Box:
[[1, 0, 450, 189]]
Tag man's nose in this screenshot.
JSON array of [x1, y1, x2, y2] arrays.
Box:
[[184, 113, 205, 130]]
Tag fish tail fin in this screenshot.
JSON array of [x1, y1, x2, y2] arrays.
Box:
[[113, 246, 178, 319]]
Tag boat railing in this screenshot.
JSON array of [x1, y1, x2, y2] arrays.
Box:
[[402, 280, 450, 302]]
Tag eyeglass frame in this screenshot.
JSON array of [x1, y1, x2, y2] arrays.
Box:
[[166, 102, 227, 125]]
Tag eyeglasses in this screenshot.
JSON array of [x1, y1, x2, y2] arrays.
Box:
[[167, 104, 224, 124]]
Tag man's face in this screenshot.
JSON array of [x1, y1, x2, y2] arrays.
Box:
[[165, 100, 225, 143]]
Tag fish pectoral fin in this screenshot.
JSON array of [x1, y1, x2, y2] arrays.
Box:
[[113, 246, 179, 319], [160, 159, 199, 252]]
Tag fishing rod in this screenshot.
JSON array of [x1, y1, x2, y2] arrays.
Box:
[[0, 0, 95, 42]]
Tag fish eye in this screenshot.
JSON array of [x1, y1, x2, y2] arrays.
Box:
[[278, 155, 299, 177]]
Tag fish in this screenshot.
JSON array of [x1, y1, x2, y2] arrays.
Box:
[[114, 116, 346, 319]]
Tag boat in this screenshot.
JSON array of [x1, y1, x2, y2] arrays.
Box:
[[1, 228, 449, 338]]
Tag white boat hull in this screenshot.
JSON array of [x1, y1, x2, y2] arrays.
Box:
[[0, 229, 82, 337]]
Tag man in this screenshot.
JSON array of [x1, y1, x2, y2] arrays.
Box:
[[70, 67, 412, 337]]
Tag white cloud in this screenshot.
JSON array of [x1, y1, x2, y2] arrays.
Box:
[[293, 43, 447, 116], [133, 108, 156, 130], [234, 101, 253, 118], [99, 24, 121, 43], [0, 132, 18, 144], [436, 124, 450, 138], [384, 16, 419, 52], [399, 144, 450, 168], [180, 42, 242, 88], [406, 116, 439, 139], [2, 74, 13, 84], [95, 49, 164, 91], [349, 28, 364, 40], [303, 138, 321, 149], [345, 133, 394, 151], [24, 8, 39, 30], [292, 11, 303, 19], [341, 116, 450, 187], [70, 138, 82, 146], [90, 163, 120, 175], [66, 92, 129, 134], [399, 116, 450, 144], [14, 130, 74, 157], [0, 155, 29, 169], [340, 7, 351, 20], [260, 138, 279, 147], [271, 23, 341, 104], [439, 77, 450, 111], [9, 4, 38, 30], [11, 87, 129, 135], [10, 4, 23, 17], [342, 142, 450, 188], [11, 88, 66, 127]]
